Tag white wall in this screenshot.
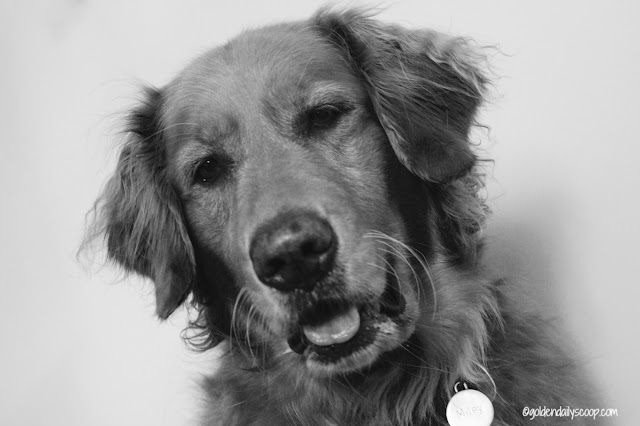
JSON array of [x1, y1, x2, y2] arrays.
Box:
[[1, 1, 636, 424]]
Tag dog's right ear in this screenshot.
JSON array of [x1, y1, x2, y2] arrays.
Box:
[[98, 87, 195, 319]]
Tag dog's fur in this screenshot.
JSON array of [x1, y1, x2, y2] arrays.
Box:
[[90, 9, 591, 425]]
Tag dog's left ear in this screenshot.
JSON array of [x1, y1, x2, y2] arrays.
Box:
[[314, 9, 488, 182]]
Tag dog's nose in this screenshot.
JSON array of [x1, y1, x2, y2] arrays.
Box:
[[249, 211, 337, 291]]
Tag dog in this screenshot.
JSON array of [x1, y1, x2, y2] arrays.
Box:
[[90, 8, 591, 425]]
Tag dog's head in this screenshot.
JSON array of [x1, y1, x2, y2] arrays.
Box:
[[95, 9, 490, 377]]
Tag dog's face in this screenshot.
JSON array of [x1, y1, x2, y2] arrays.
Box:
[[99, 10, 487, 378], [165, 26, 423, 374]]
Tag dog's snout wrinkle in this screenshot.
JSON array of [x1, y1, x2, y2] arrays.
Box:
[[249, 211, 337, 291]]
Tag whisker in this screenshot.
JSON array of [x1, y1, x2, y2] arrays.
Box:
[[366, 231, 438, 319], [475, 361, 498, 400], [367, 232, 425, 309], [376, 243, 423, 304], [245, 305, 258, 366], [230, 287, 250, 353], [132, 122, 203, 144]]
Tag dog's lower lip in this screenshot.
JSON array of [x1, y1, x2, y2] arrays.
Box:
[[287, 263, 406, 360]]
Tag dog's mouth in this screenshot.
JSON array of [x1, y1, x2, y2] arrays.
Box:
[[286, 266, 408, 371]]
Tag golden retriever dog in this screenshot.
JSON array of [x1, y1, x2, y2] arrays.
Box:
[[90, 8, 591, 425]]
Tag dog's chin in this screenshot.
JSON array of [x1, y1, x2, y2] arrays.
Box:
[[287, 272, 416, 376]]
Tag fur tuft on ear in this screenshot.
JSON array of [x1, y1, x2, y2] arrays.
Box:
[[95, 87, 195, 319], [314, 9, 489, 182]]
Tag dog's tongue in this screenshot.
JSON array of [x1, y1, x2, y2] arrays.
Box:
[[302, 306, 360, 346]]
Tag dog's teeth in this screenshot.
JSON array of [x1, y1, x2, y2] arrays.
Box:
[[302, 306, 360, 346]]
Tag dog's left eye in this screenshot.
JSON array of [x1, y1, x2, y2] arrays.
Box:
[[308, 105, 345, 129]]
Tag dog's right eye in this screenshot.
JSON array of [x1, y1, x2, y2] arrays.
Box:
[[194, 157, 222, 184]]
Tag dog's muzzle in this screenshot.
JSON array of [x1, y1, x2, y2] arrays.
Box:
[[249, 210, 407, 367]]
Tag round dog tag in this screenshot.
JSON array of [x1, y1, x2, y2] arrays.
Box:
[[446, 387, 494, 426]]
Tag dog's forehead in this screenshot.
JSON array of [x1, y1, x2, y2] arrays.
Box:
[[162, 23, 358, 133]]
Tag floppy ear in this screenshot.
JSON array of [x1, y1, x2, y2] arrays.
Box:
[[314, 9, 488, 182], [99, 87, 194, 319]]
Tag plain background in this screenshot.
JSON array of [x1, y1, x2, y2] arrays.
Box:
[[1, 0, 637, 424]]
